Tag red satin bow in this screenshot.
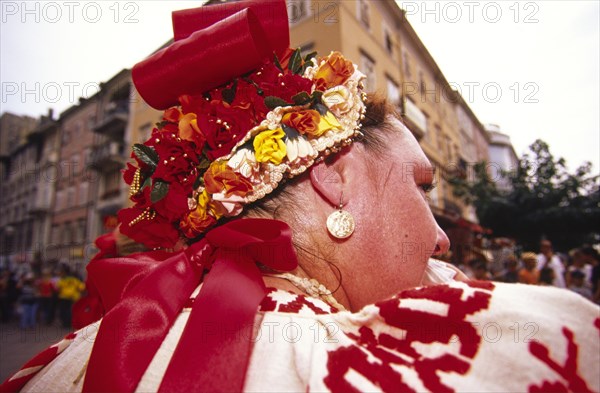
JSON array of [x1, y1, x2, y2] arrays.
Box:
[[82, 219, 298, 393], [132, 0, 290, 110]]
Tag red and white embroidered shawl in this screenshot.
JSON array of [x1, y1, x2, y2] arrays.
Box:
[[6, 280, 599, 393]]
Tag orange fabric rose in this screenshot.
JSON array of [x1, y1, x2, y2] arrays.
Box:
[[314, 52, 354, 91], [203, 161, 253, 197], [282, 110, 321, 136], [179, 191, 216, 238]]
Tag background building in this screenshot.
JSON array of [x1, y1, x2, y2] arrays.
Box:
[[0, 111, 57, 273], [1, 0, 521, 273], [486, 123, 519, 192]]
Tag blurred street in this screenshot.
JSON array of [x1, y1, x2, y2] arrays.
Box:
[[0, 320, 71, 383]]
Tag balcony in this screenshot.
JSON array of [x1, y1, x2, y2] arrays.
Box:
[[93, 100, 129, 138], [402, 98, 427, 140], [89, 141, 125, 171]]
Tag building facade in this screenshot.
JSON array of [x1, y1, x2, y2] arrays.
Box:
[[487, 124, 519, 192], [0, 111, 58, 272], [48, 98, 98, 274], [87, 69, 132, 244]]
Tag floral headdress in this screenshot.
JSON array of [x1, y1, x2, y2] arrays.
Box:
[[119, 0, 366, 249]]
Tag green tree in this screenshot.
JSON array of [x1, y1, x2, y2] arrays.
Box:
[[450, 139, 600, 251]]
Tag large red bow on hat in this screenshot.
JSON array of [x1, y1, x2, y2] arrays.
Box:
[[82, 219, 297, 392], [132, 0, 290, 109]]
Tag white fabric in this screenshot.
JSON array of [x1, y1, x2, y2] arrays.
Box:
[[22, 282, 599, 392]]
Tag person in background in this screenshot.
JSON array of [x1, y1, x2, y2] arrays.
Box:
[[518, 252, 539, 285], [566, 248, 593, 289], [471, 259, 491, 280], [536, 240, 565, 287], [578, 246, 600, 304], [17, 274, 38, 330], [568, 270, 593, 301], [538, 267, 555, 286], [56, 265, 85, 328], [493, 255, 519, 283], [36, 269, 56, 325]]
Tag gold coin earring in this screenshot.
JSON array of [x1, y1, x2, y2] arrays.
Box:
[[326, 192, 355, 239]]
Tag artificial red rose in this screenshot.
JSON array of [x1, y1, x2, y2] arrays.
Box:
[[118, 206, 180, 249], [122, 162, 137, 185], [232, 79, 269, 122], [163, 107, 182, 123], [203, 161, 253, 197], [130, 185, 152, 208], [314, 51, 354, 91], [145, 130, 199, 188], [153, 182, 190, 222], [282, 110, 321, 135], [277, 48, 294, 70], [253, 63, 313, 103], [178, 112, 207, 150], [196, 100, 254, 160]]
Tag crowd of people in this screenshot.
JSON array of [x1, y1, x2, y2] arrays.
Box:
[[0, 263, 85, 329], [456, 240, 600, 303]]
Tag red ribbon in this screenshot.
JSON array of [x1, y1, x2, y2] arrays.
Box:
[[82, 219, 297, 392], [132, 0, 290, 110]]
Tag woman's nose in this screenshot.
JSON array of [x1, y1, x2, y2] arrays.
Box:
[[433, 225, 450, 256]]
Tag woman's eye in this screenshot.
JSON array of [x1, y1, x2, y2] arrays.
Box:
[[420, 183, 436, 194]]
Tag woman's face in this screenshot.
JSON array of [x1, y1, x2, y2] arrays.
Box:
[[337, 119, 450, 309]]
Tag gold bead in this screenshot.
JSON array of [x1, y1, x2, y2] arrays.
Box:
[[155, 138, 160, 143]]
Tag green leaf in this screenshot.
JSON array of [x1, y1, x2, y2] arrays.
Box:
[[273, 52, 284, 72], [132, 144, 159, 168], [155, 121, 168, 130], [264, 96, 291, 110], [282, 124, 300, 140], [292, 91, 311, 105], [301, 51, 318, 73], [140, 177, 152, 191], [193, 174, 204, 189], [221, 79, 238, 104], [150, 180, 169, 203], [197, 156, 211, 171], [303, 51, 317, 63], [314, 103, 329, 116], [311, 90, 323, 104], [288, 48, 303, 74]]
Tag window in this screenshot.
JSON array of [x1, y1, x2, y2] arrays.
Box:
[[386, 77, 400, 106], [51, 224, 60, 245], [358, 0, 370, 29], [103, 169, 121, 198], [76, 219, 86, 244], [359, 51, 376, 92], [62, 222, 72, 245], [383, 25, 393, 55], [79, 182, 89, 205], [419, 71, 426, 93], [67, 186, 75, 207]]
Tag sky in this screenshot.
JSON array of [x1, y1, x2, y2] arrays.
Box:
[[1, 0, 598, 173]]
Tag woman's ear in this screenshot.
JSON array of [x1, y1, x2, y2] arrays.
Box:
[[309, 159, 344, 207], [309, 144, 365, 207]]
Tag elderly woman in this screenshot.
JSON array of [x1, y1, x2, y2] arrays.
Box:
[[3, 1, 598, 392]]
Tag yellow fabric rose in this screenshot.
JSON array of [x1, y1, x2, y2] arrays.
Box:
[[253, 128, 287, 165], [315, 112, 342, 136], [314, 52, 355, 91]]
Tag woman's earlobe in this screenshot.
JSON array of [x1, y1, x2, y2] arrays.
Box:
[[309, 160, 345, 207]]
